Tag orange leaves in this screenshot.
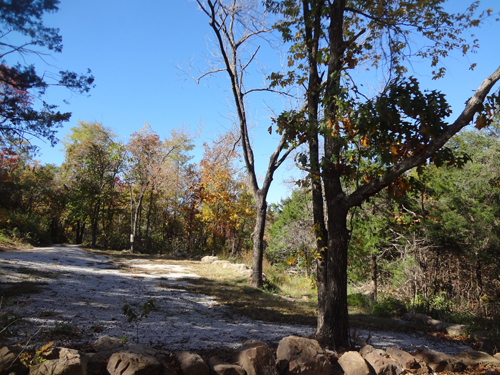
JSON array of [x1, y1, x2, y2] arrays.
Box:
[[0, 148, 19, 182], [197, 132, 255, 250], [475, 114, 488, 130], [388, 176, 410, 198]]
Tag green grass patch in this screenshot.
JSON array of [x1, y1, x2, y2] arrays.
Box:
[[0, 234, 31, 251]]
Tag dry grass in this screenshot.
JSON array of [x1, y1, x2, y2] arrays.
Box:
[[89, 248, 318, 326]]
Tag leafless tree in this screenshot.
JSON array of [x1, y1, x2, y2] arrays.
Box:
[[193, 0, 297, 287]]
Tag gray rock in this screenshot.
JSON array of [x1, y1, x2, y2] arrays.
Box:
[[30, 348, 87, 375], [208, 356, 245, 375], [276, 336, 331, 375], [232, 340, 278, 375], [0, 346, 29, 375], [93, 336, 125, 352], [412, 349, 465, 373], [232, 264, 249, 272], [454, 349, 500, 367], [338, 351, 371, 375], [174, 351, 209, 375], [107, 351, 163, 375], [410, 314, 432, 325], [359, 345, 386, 358], [201, 256, 218, 263], [401, 313, 414, 321], [386, 347, 419, 370], [426, 319, 446, 331], [444, 324, 466, 337], [363, 349, 403, 375]]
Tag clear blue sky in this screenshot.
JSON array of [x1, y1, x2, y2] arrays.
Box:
[[7, 0, 500, 204]]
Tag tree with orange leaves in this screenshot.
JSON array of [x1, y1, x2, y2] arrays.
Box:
[[198, 132, 255, 255]]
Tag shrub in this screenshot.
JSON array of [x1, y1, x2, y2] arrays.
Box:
[[370, 297, 406, 318], [347, 293, 369, 308]]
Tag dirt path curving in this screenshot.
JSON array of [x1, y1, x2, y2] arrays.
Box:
[[0, 245, 471, 355]]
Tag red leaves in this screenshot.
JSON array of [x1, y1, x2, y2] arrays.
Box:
[[0, 148, 19, 182]]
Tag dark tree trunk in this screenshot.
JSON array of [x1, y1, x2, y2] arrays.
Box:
[[145, 190, 154, 251], [371, 253, 378, 301], [301, 0, 329, 334], [75, 220, 85, 244], [317, 202, 350, 350], [91, 219, 98, 248], [251, 192, 267, 288], [316, 0, 349, 350]]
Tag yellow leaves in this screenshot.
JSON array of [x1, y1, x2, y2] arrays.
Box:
[[286, 255, 298, 266], [360, 136, 370, 148], [390, 144, 399, 155]]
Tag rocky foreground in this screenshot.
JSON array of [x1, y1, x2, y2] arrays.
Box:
[[1, 335, 500, 375]]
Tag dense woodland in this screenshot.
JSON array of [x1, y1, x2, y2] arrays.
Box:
[[0, 121, 256, 256], [1, 0, 500, 350], [268, 124, 500, 320], [2, 120, 500, 321]]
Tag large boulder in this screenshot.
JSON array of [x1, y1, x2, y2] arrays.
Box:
[[107, 351, 163, 375], [454, 350, 500, 367], [412, 349, 465, 373], [232, 340, 278, 375], [276, 336, 331, 375], [360, 346, 403, 375], [174, 351, 209, 375], [337, 351, 371, 375], [444, 324, 466, 337], [92, 336, 125, 352], [385, 347, 419, 370], [0, 346, 28, 375], [29, 348, 87, 375]]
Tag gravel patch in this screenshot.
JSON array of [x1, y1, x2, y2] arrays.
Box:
[[0, 245, 471, 355]]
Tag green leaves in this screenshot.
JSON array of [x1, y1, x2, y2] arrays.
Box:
[[122, 298, 156, 324]]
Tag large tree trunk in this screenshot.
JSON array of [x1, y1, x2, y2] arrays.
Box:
[[316, 202, 350, 350], [315, 0, 349, 349], [251, 192, 267, 288], [300, 0, 329, 333]]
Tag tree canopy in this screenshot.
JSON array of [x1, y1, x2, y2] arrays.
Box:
[[266, 0, 500, 349], [0, 0, 94, 153]]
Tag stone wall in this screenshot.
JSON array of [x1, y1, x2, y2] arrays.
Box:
[[1, 335, 500, 375]]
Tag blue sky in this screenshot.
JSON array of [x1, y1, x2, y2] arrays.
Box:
[[6, 0, 500, 204]]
